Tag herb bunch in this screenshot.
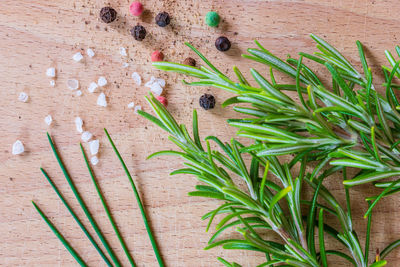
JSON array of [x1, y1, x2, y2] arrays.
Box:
[[152, 34, 400, 219], [139, 35, 400, 266]]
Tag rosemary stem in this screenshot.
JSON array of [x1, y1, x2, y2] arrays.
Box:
[[104, 129, 165, 267]]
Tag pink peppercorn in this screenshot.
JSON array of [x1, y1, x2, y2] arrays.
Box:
[[151, 50, 164, 62], [129, 1, 143, 16], [156, 96, 168, 107]]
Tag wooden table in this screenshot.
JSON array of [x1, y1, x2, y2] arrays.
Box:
[[1, 0, 400, 266]]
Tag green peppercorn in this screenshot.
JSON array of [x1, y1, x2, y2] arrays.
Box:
[[205, 11, 220, 27]]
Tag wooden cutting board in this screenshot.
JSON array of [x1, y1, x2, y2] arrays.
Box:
[[1, 0, 400, 266]]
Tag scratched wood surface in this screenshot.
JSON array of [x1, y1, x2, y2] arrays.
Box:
[[1, 0, 400, 266]]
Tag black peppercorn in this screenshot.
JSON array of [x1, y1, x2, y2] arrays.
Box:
[[130, 25, 147, 41], [100, 7, 117, 23], [215, 36, 231, 52], [155, 12, 170, 27], [199, 94, 215, 110], [183, 57, 196, 67]]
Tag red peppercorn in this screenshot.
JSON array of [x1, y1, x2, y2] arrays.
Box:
[[129, 1, 143, 16], [151, 50, 164, 62], [156, 96, 168, 107]]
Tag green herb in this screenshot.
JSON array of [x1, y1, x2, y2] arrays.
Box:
[[139, 34, 400, 266], [32, 201, 87, 266], [33, 131, 164, 266]]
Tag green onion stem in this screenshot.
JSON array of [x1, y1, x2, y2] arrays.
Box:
[[40, 168, 112, 266], [104, 128, 165, 267], [80, 143, 136, 266], [46, 133, 121, 267], [32, 201, 87, 267]]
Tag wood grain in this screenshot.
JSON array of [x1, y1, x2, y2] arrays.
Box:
[[1, 0, 400, 266]]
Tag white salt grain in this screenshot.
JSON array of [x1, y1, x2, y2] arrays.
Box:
[[91, 156, 99, 165], [87, 48, 95, 58], [46, 67, 56, 78], [119, 47, 127, 57], [155, 78, 166, 87], [150, 82, 163, 95], [18, 92, 28, 103], [81, 131, 92, 142], [97, 77, 107, 87], [12, 140, 24, 155], [145, 76, 156, 88], [76, 90, 82, 96], [131, 72, 141, 85], [127, 102, 135, 109], [75, 117, 83, 133], [50, 80, 55, 87], [134, 105, 142, 114], [44, 115, 52, 126], [122, 62, 130, 68], [67, 79, 79, 90], [88, 82, 98, 93], [73, 52, 83, 62], [89, 140, 99, 155], [97, 92, 107, 107]]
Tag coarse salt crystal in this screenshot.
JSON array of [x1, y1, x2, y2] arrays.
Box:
[[81, 131, 92, 142], [87, 48, 95, 58], [44, 115, 52, 126], [76, 90, 82, 96], [46, 67, 56, 78], [73, 52, 83, 62], [150, 82, 163, 95], [127, 102, 135, 109], [91, 156, 99, 165], [97, 92, 107, 107], [119, 47, 128, 57], [88, 82, 98, 93], [75, 117, 83, 133], [67, 79, 79, 90], [50, 80, 55, 87], [134, 105, 142, 114], [18, 92, 28, 102], [97, 76, 107, 87], [89, 140, 99, 155], [122, 62, 130, 68], [145, 76, 156, 88], [155, 78, 166, 87], [12, 140, 24, 155], [131, 72, 141, 85]]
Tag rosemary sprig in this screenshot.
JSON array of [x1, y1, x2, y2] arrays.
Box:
[[152, 35, 400, 216], [141, 35, 400, 266], [140, 94, 370, 266]]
